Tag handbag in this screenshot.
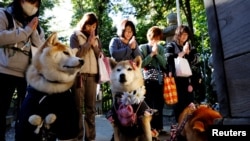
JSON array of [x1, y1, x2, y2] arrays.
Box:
[[98, 53, 111, 84], [163, 76, 178, 105], [142, 67, 163, 84], [174, 57, 192, 77]]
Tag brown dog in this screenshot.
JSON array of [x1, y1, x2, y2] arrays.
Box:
[[177, 103, 222, 141], [108, 56, 153, 141]]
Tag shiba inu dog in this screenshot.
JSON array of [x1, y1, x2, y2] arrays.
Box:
[[108, 56, 153, 141], [15, 33, 84, 141], [176, 103, 222, 141]]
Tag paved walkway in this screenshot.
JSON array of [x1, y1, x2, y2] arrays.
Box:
[[6, 115, 172, 141]]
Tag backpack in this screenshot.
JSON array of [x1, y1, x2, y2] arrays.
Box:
[[2, 9, 14, 30], [2, 8, 41, 33]]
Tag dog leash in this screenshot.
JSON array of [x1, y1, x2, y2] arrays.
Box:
[[168, 114, 192, 141], [168, 103, 197, 141]]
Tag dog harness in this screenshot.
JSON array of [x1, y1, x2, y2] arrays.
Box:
[[168, 103, 197, 141], [168, 114, 192, 141], [107, 86, 153, 137]]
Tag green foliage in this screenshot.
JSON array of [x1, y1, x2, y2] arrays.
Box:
[[100, 83, 113, 112], [69, 0, 215, 104], [0, 0, 12, 7], [39, 0, 59, 38], [129, 0, 214, 103], [71, 0, 114, 101], [0, 0, 59, 38], [71, 0, 114, 56], [1, 0, 216, 106]]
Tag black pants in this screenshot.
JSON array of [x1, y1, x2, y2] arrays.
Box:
[[144, 80, 164, 130], [0, 73, 27, 141], [173, 77, 194, 122], [15, 86, 79, 141]]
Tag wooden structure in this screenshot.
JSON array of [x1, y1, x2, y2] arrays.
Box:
[[204, 0, 250, 125]]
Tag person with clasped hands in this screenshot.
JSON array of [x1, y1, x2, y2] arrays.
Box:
[[0, 0, 45, 140], [164, 25, 197, 123], [109, 19, 141, 62], [139, 26, 167, 135], [108, 19, 141, 141], [70, 12, 102, 141]]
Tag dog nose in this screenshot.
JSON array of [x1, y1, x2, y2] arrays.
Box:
[[79, 59, 84, 65], [119, 73, 126, 83]]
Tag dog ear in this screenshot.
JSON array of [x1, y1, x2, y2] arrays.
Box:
[[109, 58, 117, 69], [192, 121, 205, 132], [47, 32, 58, 45], [133, 56, 142, 68], [40, 32, 58, 51]]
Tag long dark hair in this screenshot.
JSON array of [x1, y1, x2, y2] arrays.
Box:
[[8, 0, 41, 23], [173, 25, 191, 45], [77, 12, 99, 36], [8, 0, 41, 32]]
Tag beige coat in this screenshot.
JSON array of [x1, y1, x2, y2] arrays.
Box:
[[74, 31, 100, 74]]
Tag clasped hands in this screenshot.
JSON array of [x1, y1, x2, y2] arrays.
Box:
[[87, 31, 97, 48], [179, 42, 190, 57], [27, 17, 38, 31], [150, 41, 158, 57]]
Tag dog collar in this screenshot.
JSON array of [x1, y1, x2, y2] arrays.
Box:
[[39, 74, 60, 83], [120, 86, 146, 105]]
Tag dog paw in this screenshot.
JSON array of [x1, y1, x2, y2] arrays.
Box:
[[145, 108, 158, 115], [151, 129, 159, 137]]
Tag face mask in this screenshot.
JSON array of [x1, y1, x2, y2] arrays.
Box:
[[21, 1, 38, 16]]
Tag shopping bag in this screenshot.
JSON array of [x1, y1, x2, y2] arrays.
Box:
[[174, 57, 192, 77], [98, 54, 111, 84], [163, 76, 178, 105]]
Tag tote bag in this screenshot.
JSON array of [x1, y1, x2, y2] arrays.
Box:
[[174, 57, 192, 77], [98, 54, 111, 84], [163, 76, 178, 105]]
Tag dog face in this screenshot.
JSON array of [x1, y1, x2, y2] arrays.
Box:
[[26, 32, 84, 94], [179, 104, 222, 141], [109, 56, 152, 141], [109, 56, 144, 93], [37, 33, 84, 78]]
